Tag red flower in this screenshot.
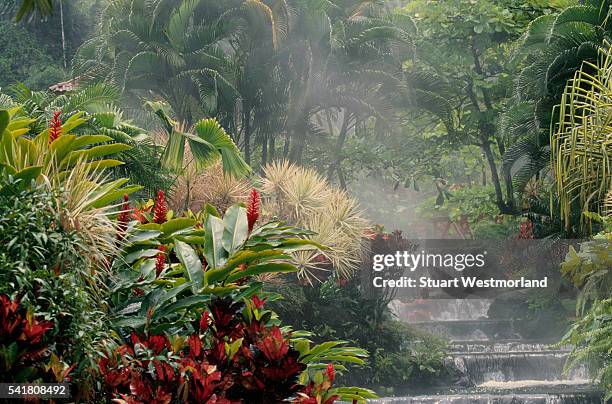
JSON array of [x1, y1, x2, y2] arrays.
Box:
[[246, 188, 260, 232], [155, 245, 166, 276], [516, 220, 534, 240], [132, 207, 149, 224], [117, 194, 131, 239], [153, 190, 168, 224], [326, 363, 335, 383], [48, 111, 62, 144], [251, 295, 266, 309]]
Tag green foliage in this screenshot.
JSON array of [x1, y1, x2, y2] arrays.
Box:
[[0, 23, 65, 90], [416, 185, 500, 226], [551, 43, 612, 232], [0, 176, 109, 395], [151, 102, 250, 178], [561, 229, 612, 315], [560, 298, 612, 401], [2, 84, 172, 196], [267, 277, 449, 393], [106, 200, 375, 401]]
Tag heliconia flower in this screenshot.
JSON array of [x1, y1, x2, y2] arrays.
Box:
[[153, 190, 168, 224], [48, 111, 62, 144], [246, 188, 260, 232], [155, 245, 167, 276], [326, 363, 335, 383], [251, 295, 266, 309]]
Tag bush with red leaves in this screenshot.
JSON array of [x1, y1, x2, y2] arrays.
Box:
[[0, 294, 53, 382], [98, 297, 333, 404]]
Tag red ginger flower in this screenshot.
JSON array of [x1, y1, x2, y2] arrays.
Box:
[[117, 194, 131, 239], [326, 363, 336, 383], [155, 245, 166, 276], [48, 111, 62, 144], [246, 188, 260, 232], [153, 190, 168, 224]]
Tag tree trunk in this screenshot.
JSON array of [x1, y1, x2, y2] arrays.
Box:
[[289, 131, 305, 163], [60, 0, 66, 69], [327, 112, 351, 181], [243, 107, 251, 165], [283, 132, 290, 159], [481, 140, 506, 212], [269, 134, 275, 161], [261, 133, 268, 172]]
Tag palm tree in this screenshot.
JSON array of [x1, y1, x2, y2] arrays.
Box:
[[2, 82, 172, 195], [75, 0, 279, 127], [551, 42, 612, 232], [503, 0, 612, 193], [255, 1, 412, 181]]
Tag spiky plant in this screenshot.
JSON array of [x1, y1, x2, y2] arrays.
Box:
[[53, 159, 126, 278], [551, 42, 612, 232], [169, 162, 251, 214], [260, 161, 369, 282]]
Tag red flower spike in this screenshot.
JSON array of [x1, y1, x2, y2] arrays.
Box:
[[251, 295, 266, 309], [117, 194, 131, 239], [48, 111, 62, 144], [153, 190, 168, 224], [326, 363, 336, 383], [155, 245, 166, 276], [246, 188, 260, 232]]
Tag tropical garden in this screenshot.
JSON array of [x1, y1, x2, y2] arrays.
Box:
[[0, 0, 610, 402]]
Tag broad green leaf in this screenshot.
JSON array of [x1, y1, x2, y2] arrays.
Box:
[[91, 184, 143, 208], [222, 205, 248, 255], [161, 218, 197, 235], [225, 262, 296, 283], [0, 110, 9, 135], [204, 214, 226, 269], [126, 230, 162, 244], [174, 240, 204, 292], [14, 165, 42, 185], [124, 248, 160, 264]]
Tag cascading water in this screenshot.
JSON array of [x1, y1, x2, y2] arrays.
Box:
[[369, 299, 604, 404]]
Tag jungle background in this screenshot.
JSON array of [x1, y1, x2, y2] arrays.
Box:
[[0, 0, 610, 401]]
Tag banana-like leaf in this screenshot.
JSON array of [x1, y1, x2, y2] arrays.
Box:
[[204, 214, 227, 269], [174, 240, 204, 292], [222, 205, 249, 255]]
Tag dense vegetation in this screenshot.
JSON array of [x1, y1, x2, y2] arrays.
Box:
[[0, 0, 610, 401]]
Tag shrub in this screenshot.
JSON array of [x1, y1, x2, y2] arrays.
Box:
[[260, 161, 370, 282], [0, 177, 110, 396], [103, 194, 376, 403]]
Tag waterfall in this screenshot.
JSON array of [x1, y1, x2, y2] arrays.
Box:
[[374, 299, 604, 403]]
